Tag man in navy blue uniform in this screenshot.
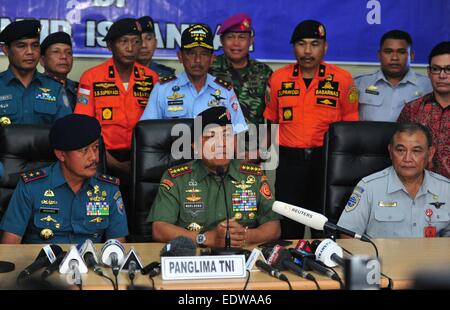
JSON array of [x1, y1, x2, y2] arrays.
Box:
[[0, 114, 128, 244], [0, 19, 71, 125]]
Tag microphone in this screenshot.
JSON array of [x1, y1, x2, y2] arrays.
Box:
[[310, 239, 345, 267], [18, 245, 63, 279], [41, 251, 67, 279], [141, 262, 161, 276], [160, 236, 196, 257], [255, 260, 288, 281], [79, 239, 103, 274], [210, 166, 243, 255], [128, 261, 137, 282], [290, 240, 340, 281], [101, 239, 125, 276], [272, 201, 371, 242], [263, 245, 315, 281]]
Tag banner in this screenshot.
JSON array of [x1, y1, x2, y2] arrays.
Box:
[[0, 0, 448, 64]]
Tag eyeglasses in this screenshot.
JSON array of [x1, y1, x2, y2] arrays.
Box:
[[428, 65, 450, 75]]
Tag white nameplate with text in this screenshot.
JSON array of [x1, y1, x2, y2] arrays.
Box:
[[161, 255, 246, 280]]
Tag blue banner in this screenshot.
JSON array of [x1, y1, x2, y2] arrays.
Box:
[[0, 0, 448, 64]]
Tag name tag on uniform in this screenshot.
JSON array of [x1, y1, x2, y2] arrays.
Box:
[[378, 201, 397, 207], [0, 94, 12, 101]]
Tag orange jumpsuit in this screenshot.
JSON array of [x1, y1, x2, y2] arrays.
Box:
[[264, 62, 359, 148], [75, 58, 158, 151]]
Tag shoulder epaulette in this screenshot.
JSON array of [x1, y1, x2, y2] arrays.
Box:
[[159, 75, 177, 84], [362, 168, 389, 183], [96, 174, 120, 186], [168, 164, 192, 178], [429, 171, 450, 183], [214, 77, 233, 90], [240, 164, 262, 176], [21, 169, 47, 183]]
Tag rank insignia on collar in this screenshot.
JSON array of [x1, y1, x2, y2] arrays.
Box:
[[430, 202, 445, 209], [21, 169, 47, 183]]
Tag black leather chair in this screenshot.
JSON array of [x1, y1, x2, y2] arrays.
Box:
[[129, 119, 193, 242], [0, 124, 106, 222], [319, 121, 398, 227]]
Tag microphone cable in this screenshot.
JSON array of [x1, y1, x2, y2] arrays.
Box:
[[341, 246, 393, 290], [94, 268, 117, 290], [242, 269, 251, 290], [309, 275, 320, 290], [284, 277, 293, 290], [148, 274, 156, 290]]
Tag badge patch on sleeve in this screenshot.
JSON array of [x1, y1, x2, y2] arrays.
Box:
[[116, 197, 124, 215], [348, 85, 359, 104], [259, 182, 273, 200], [345, 192, 361, 212]]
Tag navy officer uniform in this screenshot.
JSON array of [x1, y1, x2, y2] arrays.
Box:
[[139, 23, 248, 134], [0, 20, 71, 126], [0, 114, 128, 244], [337, 166, 450, 238]]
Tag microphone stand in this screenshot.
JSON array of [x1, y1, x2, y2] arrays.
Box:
[[210, 166, 243, 255]]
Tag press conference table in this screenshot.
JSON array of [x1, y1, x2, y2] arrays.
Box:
[[0, 238, 449, 290]]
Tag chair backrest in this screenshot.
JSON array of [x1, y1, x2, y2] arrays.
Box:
[[130, 119, 193, 242], [320, 121, 398, 224], [0, 124, 107, 222]]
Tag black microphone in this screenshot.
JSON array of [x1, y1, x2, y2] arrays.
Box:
[[41, 251, 67, 280], [18, 245, 63, 279], [160, 236, 197, 257], [210, 166, 243, 255], [79, 239, 103, 275], [263, 245, 316, 281], [290, 248, 340, 281], [141, 262, 161, 276], [255, 260, 288, 281], [128, 261, 137, 281]]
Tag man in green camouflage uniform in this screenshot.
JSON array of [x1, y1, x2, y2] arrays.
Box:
[[148, 107, 281, 248], [209, 13, 272, 126]]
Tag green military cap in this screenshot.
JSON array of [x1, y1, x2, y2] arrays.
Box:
[[0, 19, 41, 45]]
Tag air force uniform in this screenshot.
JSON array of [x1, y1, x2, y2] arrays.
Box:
[[337, 166, 450, 238], [140, 72, 248, 133], [355, 69, 432, 121]]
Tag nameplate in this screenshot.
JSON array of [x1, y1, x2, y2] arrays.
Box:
[[161, 255, 246, 280]]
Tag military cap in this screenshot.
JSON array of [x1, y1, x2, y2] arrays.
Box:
[[218, 13, 252, 35], [49, 114, 101, 151], [40, 31, 72, 54], [0, 19, 41, 45], [181, 24, 214, 51], [103, 18, 141, 42], [137, 16, 155, 34], [196, 107, 231, 133], [290, 19, 326, 44]]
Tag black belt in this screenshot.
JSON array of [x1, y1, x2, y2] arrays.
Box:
[[279, 146, 321, 160]]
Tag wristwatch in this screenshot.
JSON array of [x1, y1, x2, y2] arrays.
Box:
[[196, 233, 207, 247]]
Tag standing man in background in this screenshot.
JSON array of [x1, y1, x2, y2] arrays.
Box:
[[264, 20, 359, 239], [0, 20, 71, 126], [398, 41, 450, 179], [75, 18, 159, 182], [136, 16, 176, 78], [356, 30, 432, 121], [40, 31, 78, 111]]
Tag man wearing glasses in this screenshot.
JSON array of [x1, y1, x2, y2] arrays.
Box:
[[398, 41, 450, 178], [139, 24, 248, 135]]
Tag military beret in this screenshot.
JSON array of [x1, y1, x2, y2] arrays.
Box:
[[181, 24, 214, 51], [218, 13, 252, 35], [196, 107, 231, 133], [40, 31, 72, 54], [103, 18, 141, 42], [0, 19, 41, 45], [290, 20, 326, 44], [137, 16, 155, 34], [49, 114, 101, 151]]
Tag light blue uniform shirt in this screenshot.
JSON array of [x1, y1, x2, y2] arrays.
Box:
[[0, 68, 71, 125], [355, 69, 432, 121], [338, 166, 450, 238], [140, 72, 248, 133], [0, 163, 128, 244]]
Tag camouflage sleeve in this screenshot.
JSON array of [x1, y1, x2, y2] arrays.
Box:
[[146, 172, 181, 224], [263, 75, 278, 123]]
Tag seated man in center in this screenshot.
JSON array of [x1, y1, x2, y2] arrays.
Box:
[[148, 107, 281, 247]]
